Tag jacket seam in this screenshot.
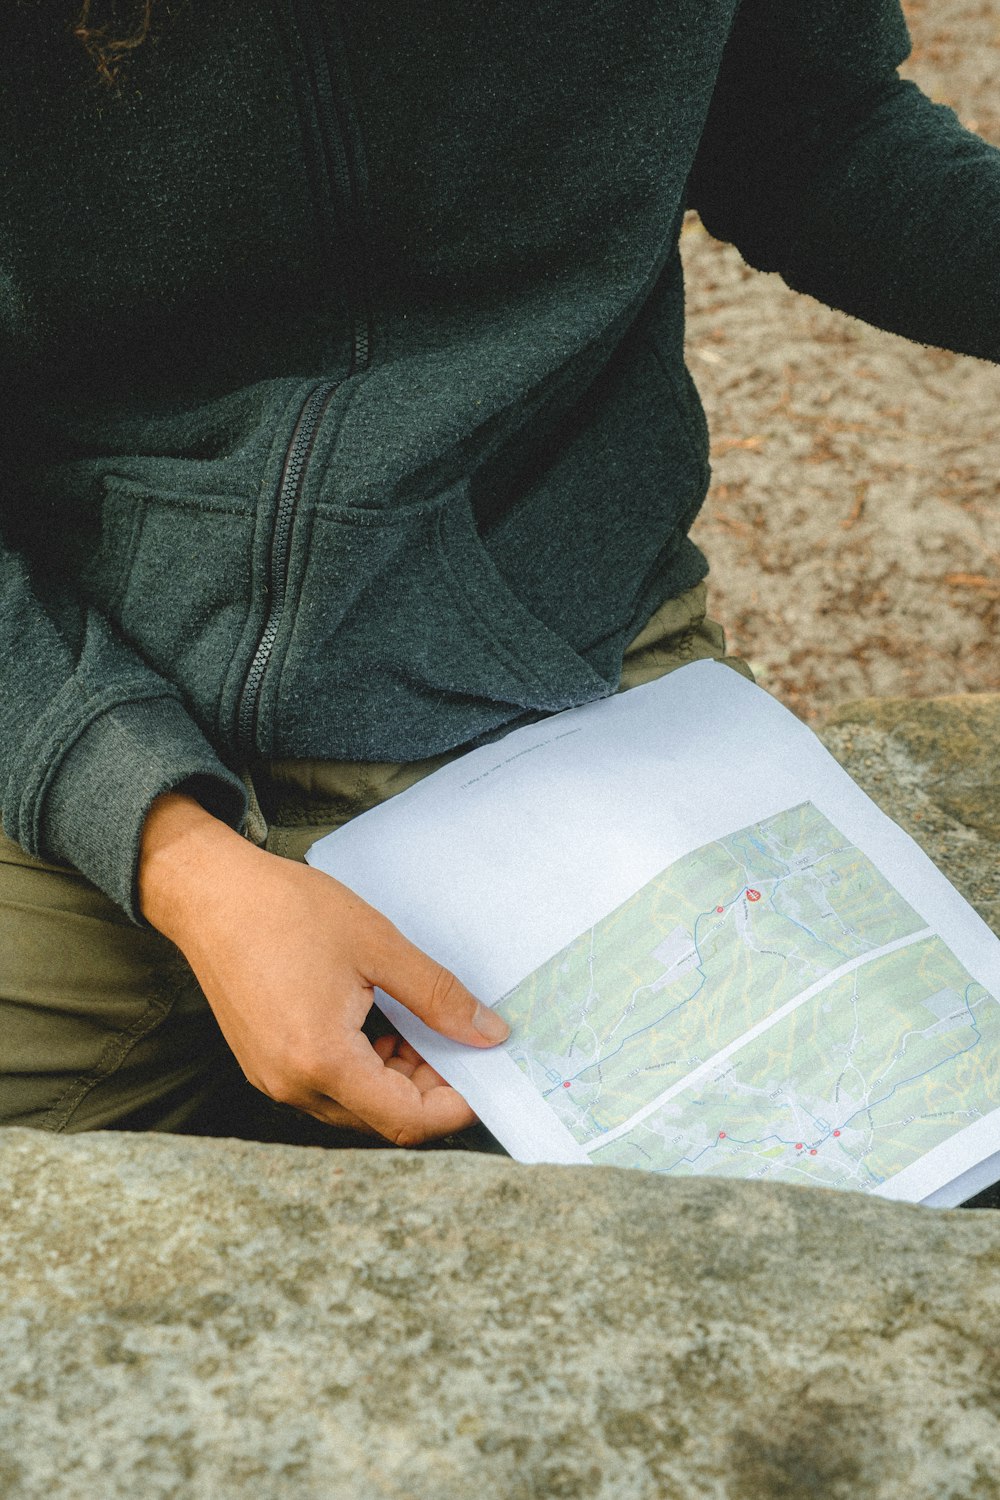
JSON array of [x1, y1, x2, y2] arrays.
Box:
[[100, 474, 255, 518], [433, 506, 561, 695]]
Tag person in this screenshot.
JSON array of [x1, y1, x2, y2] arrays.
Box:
[[1, 0, 996, 1149]]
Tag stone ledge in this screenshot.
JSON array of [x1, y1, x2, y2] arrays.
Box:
[[2, 1127, 1000, 1499], [820, 694, 1000, 937]]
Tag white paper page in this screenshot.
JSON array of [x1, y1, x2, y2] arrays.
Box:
[[307, 662, 1000, 1203]]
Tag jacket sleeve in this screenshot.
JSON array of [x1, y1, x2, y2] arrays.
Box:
[[686, 0, 1000, 363], [0, 517, 248, 923]]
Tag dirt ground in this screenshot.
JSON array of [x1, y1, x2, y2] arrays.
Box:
[[682, 0, 1000, 721]]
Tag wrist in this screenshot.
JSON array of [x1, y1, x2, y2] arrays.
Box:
[[138, 789, 245, 938]]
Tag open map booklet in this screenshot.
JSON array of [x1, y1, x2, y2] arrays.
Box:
[[307, 662, 1000, 1207]]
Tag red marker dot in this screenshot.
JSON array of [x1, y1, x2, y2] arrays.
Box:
[[746, 889, 761, 903], [833, 1129, 841, 1137], [795, 1143, 803, 1150], [562, 1080, 571, 1088], [809, 1148, 818, 1156], [716, 905, 725, 914], [718, 1131, 727, 1139]]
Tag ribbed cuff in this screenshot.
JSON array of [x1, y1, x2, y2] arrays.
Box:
[[33, 694, 248, 923]]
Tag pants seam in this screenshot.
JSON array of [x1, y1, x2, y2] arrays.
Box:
[[35, 987, 176, 1133]]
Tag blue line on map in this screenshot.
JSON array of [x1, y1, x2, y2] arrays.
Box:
[[541, 895, 738, 1097], [768, 872, 824, 944], [542, 865, 833, 1100], [542, 872, 818, 1098], [589, 985, 984, 1184], [591, 1126, 884, 1185], [837, 984, 983, 1134]]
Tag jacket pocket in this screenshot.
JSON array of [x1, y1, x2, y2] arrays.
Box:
[[267, 482, 608, 761], [81, 476, 255, 738]]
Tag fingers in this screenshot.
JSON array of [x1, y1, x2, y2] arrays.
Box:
[[312, 1028, 477, 1146], [374, 1032, 461, 1103], [363, 926, 510, 1048], [372, 1034, 441, 1080], [372, 1033, 420, 1067], [300, 1098, 382, 1135]]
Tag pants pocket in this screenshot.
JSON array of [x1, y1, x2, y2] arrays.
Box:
[[0, 847, 223, 1133]]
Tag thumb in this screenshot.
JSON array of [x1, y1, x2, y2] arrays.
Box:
[[366, 925, 510, 1047]]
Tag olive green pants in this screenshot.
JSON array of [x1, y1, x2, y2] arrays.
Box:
[[0, 584, 751, 1144]]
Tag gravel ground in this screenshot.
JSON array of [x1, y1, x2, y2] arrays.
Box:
[[683, 0, 1000, 720]]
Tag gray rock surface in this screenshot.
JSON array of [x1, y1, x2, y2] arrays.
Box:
[[820, 694, 1000, 936], [2, 1128, 1000, 1499]]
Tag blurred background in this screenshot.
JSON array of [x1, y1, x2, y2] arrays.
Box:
[[683, 0, 1000, 720]]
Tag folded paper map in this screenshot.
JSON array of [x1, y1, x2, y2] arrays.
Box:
[[307, 662, 1000, 1207]]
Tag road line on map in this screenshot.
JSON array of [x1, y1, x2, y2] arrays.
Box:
[[584, 927, 936, 1154]]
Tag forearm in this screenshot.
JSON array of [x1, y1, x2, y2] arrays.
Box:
[[138, 789, 248, 940], [688, 0, 1000, 363]]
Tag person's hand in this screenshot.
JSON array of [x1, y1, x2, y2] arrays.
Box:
[[138, 791, 509, 1145]]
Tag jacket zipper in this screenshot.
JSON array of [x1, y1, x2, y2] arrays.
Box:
[[236, 380, 339, 750], [236, 0, 373, 752]]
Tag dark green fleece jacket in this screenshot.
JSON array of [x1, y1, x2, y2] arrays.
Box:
[[2, 0, 998, 918]]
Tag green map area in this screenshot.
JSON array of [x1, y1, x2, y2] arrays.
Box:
[[497, 802, 926, 1145], [591, 938, 1000, 1189]]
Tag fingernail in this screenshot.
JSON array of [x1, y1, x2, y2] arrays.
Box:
[[473, 1003, 510, 1043]]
